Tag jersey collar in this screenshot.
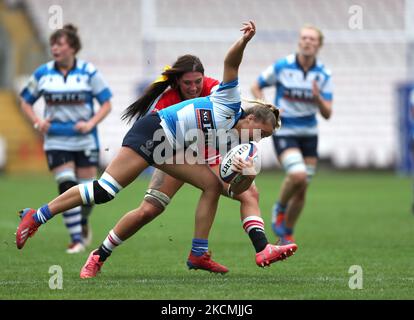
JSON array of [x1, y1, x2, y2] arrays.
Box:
[[54, 58, 78, 74], [295, 54, 316, 79]]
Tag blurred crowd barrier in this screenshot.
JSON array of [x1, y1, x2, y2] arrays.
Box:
[[0, 0, 411, 173]]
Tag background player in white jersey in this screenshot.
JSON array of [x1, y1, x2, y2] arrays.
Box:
[[251, 25, 333, 245], [20, 24, 113, 253], [15, 21, 297, 277]]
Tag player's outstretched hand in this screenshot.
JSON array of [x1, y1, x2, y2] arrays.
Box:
[[240, 20, 256, 43]]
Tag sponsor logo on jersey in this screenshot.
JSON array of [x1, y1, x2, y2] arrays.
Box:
[[196, 109, 216, 132], [44, 91, 88, 105], [283, 87, 314, 102]]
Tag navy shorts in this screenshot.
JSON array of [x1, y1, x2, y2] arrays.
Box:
[[122, 113, 171, 165], [272, 135, 318, 158], [46, 149, 99, 170]]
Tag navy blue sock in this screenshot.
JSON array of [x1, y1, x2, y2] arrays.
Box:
[[285, 227, 294, 235], [191, 238, 208, 256], [33, 205, 53, 224], [277, 201, 287, 213]]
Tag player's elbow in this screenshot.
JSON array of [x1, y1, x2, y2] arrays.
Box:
[[20, 98, 30, 110], [250, 82, 263, 99], [104, 101, 112, 112], [320, 103, 332, 120], [322, 109, 332, 120]]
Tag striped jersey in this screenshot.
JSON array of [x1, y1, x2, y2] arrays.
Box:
[[157, 79, 242, 149], [20, 59, 112, 151], [257, 53, 333, 136], [152, 76, 220, 162]]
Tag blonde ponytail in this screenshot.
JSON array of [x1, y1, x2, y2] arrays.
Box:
[[242, 98, 281, 130]]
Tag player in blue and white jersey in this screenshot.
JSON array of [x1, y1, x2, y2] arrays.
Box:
[[16, 21, 297, 277], [87, 57, 285, 275], [20, 24, 112, 253], [251, 25, 333, 245]]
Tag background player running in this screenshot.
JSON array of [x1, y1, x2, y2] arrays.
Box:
[[251, 25, 333, 245]]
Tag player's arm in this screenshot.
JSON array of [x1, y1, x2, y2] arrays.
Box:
[[222, 21, 256, 84], [250, 81, 265, 100], [251, 62, 278, 100], [312, 80, 332, 119], [20, 69, 51, 134], [75, 100, 112, 134], [20, 98, 50, 134], [76, 67, 113, 133], [20, 98, 38, 126]]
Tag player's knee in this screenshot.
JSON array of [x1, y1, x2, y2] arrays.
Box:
[[58, 180, 78, 194], [144, 189, 170, 211], [139, 201, 163, 223], [248, 183, 259, 202], [55, 170, 78, 194], [79, 172, 123, 205], [78, 179, 95, 208], [288, 171, 308, 188], [210, 176, 223, 191], [208, 180, 223, 198], [90, 181, 115, 204], [198, 174, 222, 194], [234, 184, 259, 204], [282, 152, 306, 185]]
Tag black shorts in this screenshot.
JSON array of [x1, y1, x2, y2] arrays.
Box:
[[122, 113, 171, 165], [46, 149, 99, 170], [272, 135, 318, 158]]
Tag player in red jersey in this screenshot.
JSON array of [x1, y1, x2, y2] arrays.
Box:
[[152, 74, 219, 112]]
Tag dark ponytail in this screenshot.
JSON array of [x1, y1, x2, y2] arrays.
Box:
[[122, 78, 172, 123], [122, 54, 205, 123]]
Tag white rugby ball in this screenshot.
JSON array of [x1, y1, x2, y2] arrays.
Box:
[[219, 142, 259, 184]]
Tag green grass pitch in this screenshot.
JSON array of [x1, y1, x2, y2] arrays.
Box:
[[0, 170, 413, 299]]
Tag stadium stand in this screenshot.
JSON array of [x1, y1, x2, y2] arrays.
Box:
[[0, 1, 48, 172], [9, 0, 408, 169]]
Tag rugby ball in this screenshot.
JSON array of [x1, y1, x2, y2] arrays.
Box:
[[219, 142, 259, 184]]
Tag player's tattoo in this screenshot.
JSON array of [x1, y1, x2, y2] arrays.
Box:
[[149, 169, 166, 190]]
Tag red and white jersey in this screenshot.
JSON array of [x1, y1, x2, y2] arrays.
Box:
[[153, 76, 219, 112]]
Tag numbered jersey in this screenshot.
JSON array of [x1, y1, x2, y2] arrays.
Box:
[[258, 53, 333, 136], [157, 79, 242, 148]]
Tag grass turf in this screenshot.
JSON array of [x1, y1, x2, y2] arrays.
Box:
[[0, 170, 413, 299]]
